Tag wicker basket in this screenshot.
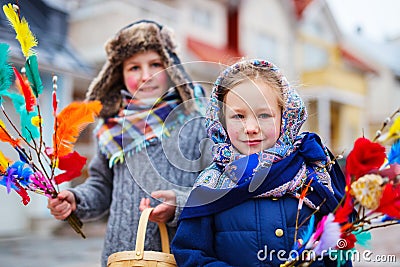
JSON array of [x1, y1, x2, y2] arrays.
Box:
[[107, 208, 176, 267]]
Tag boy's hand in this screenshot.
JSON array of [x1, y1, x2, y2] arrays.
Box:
[[47, 190, 76, 220], [139, 190, 177, 223]]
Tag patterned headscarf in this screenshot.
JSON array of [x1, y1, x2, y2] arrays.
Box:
[[192, 59, 335, 209]]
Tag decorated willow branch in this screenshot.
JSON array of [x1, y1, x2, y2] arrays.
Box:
[[281, 108, 400, 266], [0, 3, 102, 238]]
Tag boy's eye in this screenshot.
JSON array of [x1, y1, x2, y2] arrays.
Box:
[[259, 113, 271, 119], [129, 65, 140, 71], [151, 62, 163, 68]]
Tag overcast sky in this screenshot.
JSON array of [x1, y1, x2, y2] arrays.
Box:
[[326, 0, 400, 42]]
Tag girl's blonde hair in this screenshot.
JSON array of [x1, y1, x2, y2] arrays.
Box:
[[216, 62, 285, 125], [216, 62, 284, 107]]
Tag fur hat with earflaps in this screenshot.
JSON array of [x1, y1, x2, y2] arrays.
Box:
[[86, 20, 198, 118]]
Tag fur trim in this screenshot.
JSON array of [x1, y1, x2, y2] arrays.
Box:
[[86, 20, 195, 118]]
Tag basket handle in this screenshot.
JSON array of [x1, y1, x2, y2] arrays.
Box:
[[134, 208, 171, 260]]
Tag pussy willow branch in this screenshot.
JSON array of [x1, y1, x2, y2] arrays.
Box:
[[25, 126, 51, 180], [297, 199, 327, 229], [37, 105, 43, 160], [360, 221, 399, 232], [292, 154, 342, 245], [373, 107, 400, 142]]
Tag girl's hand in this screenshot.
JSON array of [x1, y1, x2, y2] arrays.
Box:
[[139, 190, 177, 223], [47, 190, 77, 220]]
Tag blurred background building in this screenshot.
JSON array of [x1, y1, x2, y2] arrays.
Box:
[[0, 0, 399, 240]]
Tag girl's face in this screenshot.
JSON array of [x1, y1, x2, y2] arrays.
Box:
[[122, 50, 169, 100], [224, 79, 282, 155]]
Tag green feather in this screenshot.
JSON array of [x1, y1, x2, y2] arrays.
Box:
[[20, 108, 39, 141], [2, 91, 39, 141], [0, 43, 13, 95], [353, 230, 371, 249], [25, 55, 43, 97]]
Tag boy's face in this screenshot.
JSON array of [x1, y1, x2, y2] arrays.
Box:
[[224, 79, 282, 155], [122, 50, 169, 100]]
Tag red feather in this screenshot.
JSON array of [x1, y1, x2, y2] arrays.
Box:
[[12, 66, 36, 112], [334, 193, 354, 223], [14, 182, 30, 205], [52, 90, 58, 116], [55, 151, 87, 184], [374, 183, 400, 219]]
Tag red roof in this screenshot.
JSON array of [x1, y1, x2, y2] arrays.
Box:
[[339, 46, 377, 74], [186, 37, 242, 65], [293, 0, 313, 19]]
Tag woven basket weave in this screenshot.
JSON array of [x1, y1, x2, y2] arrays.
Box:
[[107, 208, 176, 267]]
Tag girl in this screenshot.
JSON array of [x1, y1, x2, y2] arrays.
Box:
[[47, 20, 211, 267], [172, 59, 350, 266]]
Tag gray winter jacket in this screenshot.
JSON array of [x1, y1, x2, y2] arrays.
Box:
[[70, 116, 211, 267]]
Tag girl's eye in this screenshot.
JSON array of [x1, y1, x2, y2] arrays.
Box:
[[259, 113, 271, 119], [232, 114, 244, 119]]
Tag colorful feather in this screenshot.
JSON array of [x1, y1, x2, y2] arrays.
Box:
[[55, 151, 87, 184], [13, 66, 36, 112], [29, 171, 55, 198], [1, 91, 39, 141], [14, 182, 30, 205], [292, 214, 315, 255], [3, 4, 37, 58], [311, 214, 341, 255], [53, 101, 102, 158], [0, 150, 11, 172], [374, 183, 400, 219], [334, 193, 354, 224], [21, 109, 40, 141], [387, 116, 400, 142], [52, 90, 58, 116], [301, 214, 315, 245], [388, 140, 400, 165], [0, 43, 12, 95], [354, 230, 371, 249], [25, 55, 43, 97], [0, 118, 21, 147]]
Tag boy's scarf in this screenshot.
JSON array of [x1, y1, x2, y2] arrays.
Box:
[[96, 89, 189, 167], [180, 59, 345, 220]]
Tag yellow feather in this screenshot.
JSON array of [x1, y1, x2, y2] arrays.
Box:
[[0, 118, 5, 129], [3, 4, 37, 57], [0, 150, 10, 173]]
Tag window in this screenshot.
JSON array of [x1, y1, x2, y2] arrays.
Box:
[[192, 7, 212, 29], [302, 43, 328, 70]]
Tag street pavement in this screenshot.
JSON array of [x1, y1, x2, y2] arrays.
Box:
[[0, 221, 105, 267], [0, 220, 398, 266]]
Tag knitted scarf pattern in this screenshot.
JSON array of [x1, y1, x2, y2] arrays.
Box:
[[96, 89, 192, 167]]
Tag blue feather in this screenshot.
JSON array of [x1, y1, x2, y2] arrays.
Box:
[[388, 140, 400, 164], [291, 214, 315, 252], [302, 214, 315, 245]]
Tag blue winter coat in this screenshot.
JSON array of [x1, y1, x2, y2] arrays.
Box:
[[172, 196, 351, 267]]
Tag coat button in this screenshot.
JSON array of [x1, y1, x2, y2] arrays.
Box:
[[275, 228, 284, 237]]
